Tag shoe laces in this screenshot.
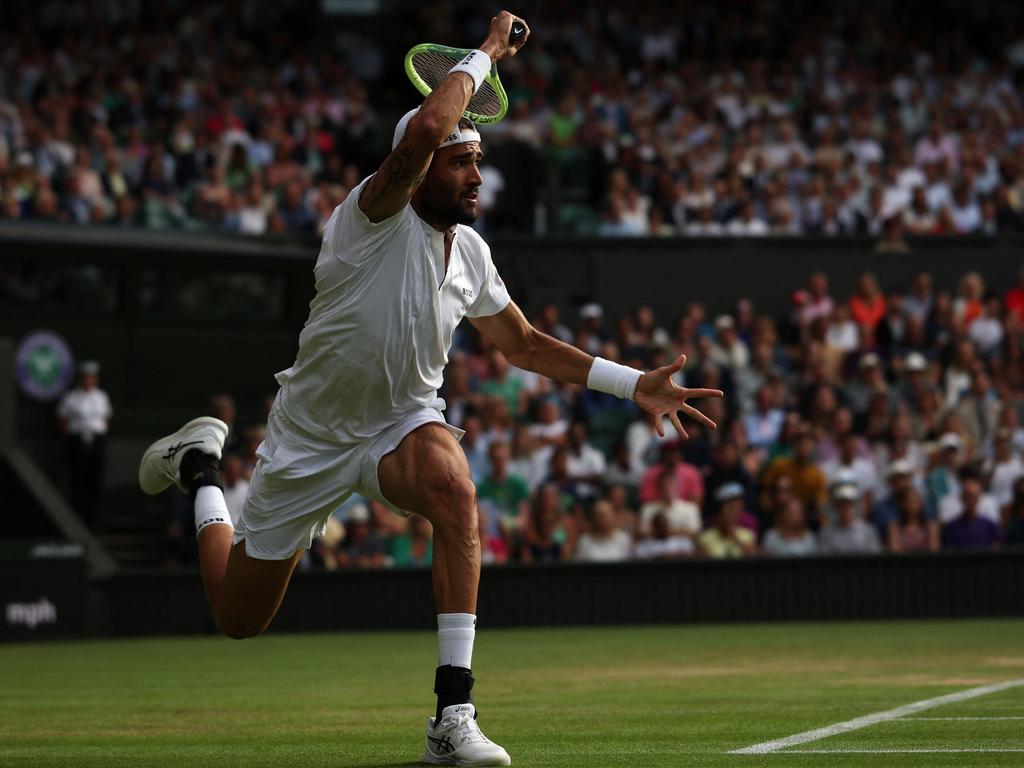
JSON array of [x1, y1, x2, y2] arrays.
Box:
[[443, 712, 488, 745]]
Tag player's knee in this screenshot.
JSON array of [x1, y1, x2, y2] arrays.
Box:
[[423, 475, 477, 531]]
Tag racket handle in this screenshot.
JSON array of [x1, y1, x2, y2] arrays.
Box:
[[509, 20, 527, 44]]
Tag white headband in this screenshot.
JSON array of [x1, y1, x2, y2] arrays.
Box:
[[392, 107, 480, 151]]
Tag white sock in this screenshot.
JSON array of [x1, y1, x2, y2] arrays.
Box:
[[437, 613, 476, 669], [194, 485, 233, 537]]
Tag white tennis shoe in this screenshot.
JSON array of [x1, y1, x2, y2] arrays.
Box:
[[138, 417, 229, 495], [422, 704, 511, 766]]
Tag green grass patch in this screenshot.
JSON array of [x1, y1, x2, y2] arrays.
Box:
[[1, 620, 1023, 766]]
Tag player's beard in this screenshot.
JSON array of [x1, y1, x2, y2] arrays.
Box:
[[418, 174, 478, 227]]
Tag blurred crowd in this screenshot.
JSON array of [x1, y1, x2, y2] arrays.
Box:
[[177, 266, 1024, 569], [4, 1, 1024, 236]]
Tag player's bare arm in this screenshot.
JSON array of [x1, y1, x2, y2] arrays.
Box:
[[470, 301, 724, 439], [358, 11, 529, 223]]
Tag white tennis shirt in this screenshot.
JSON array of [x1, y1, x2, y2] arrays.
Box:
[[275, 177, 511, 443]]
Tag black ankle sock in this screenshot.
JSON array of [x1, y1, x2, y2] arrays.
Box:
[[179, 448, 223, 499], [434, 665, 474, 722]]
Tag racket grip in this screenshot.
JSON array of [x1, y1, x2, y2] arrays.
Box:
[[509, 20, 526, 44]]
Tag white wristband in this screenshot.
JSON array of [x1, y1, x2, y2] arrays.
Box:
[[587, 357, 643, 400], [449, 49, 491, 93]]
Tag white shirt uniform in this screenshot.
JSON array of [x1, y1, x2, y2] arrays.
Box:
[[275, 177, 511, 444], [237, 179, 512, 559], [57, 387, 112, 442]]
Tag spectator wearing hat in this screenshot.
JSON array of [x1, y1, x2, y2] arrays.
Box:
[[940, 471, 1001, 550], [698, 484, 757, 558], [870, 459, 932, 534], [577, 303, 606, 358], [709, 482, 759, 536], [709, 315, 750, 373], [704, 441, 755, 518], [887, 487, 939, 553], [819, 484, 882, 555], [762, 499, 818, 557], [843, 353, 887, 417], [822, 432, 882, 508], [898, 352, 932, 406], [56, 360, 112, 527], [874, 411, 927, 479]]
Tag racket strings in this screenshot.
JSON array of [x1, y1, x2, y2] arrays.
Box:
[[410, 50, 503, 119]]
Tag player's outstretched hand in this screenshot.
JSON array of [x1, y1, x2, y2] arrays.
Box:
[[480, 11, 530, 62], [634, 355, 724, 439]]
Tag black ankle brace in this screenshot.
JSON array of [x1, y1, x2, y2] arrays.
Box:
[[180, 448, 223, 499], [434, 665, 474, 722]]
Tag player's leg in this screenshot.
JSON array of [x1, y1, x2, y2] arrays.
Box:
[[195, 524, 302, 639], [379, 424, 480, 614], [377, 422, 510, 767], [139, 417, 301, 639]]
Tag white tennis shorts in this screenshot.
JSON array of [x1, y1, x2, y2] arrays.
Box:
[[233, 403, 463, 560]]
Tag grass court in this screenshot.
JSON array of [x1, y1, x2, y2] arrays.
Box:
[[2, 619, 1023, 767]]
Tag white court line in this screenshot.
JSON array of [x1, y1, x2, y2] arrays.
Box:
[[783, 749, 1024, 754], [728, 677, 1024, 754], [902, 716, 1024, 721]]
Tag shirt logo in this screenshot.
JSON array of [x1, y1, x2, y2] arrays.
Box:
[[461, 287, 474, 299]]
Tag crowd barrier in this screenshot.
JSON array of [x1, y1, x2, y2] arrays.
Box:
[[5, 551, 1019, 640]]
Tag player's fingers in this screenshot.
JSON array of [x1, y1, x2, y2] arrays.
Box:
[[682, 387, 724, 400], [654, 415, 665, 438], [681, 402, 717, 430], [669, 411, 688, 440]]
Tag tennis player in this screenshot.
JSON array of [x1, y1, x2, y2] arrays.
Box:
[[139, 11, 721, 766]]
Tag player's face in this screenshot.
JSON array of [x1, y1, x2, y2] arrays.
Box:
[[418, 142, 483, 227]]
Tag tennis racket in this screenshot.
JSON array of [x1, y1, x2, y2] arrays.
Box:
[[404, 21, 527, 124]]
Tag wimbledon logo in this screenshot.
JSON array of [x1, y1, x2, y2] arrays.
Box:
[[15, 330, 74, 401]]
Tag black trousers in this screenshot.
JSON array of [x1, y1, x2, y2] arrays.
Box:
[[68, 434, 105, 527]]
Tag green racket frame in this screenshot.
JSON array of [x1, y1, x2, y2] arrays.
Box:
[[404, 43, 511, 124]]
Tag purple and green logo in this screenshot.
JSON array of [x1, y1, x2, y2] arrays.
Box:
[[15, 330, 74, 401]]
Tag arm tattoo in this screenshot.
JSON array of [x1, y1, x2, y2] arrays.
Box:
[[359, 145, 428, 212]]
